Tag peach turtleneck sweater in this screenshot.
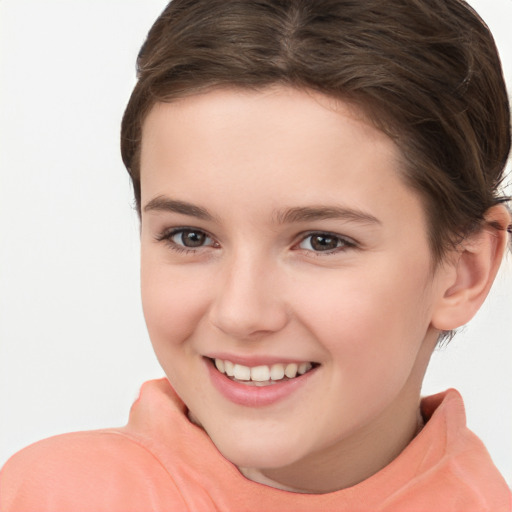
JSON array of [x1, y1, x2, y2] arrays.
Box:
[[1, 378, 510, 512]]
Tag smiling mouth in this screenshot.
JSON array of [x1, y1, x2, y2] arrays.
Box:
[[209, 358, 319, 387]]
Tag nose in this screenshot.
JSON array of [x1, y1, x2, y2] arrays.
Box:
[[208, 252, 289, 340]]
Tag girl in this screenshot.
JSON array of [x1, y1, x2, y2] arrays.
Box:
[[1, 0, 511, 510]]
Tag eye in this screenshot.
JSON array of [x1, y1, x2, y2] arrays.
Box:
[[171, 229, 213, 248], [297, 232, 355, 253], [156, 228, 218, 252]]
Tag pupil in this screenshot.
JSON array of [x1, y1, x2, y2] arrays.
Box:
[[311, 235, 338, 251], [182, 230, 205, 247]]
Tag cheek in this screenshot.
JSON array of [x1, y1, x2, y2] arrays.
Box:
[[295, 267, 424, 331], [290, 278, 429, 434], [140, 257, 210, 351], [292, 264, 431, 378]]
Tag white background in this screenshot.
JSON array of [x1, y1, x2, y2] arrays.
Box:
[[1, 0, 511, 485]]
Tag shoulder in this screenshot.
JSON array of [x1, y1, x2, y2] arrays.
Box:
[[0, 379, 228, 512], [411, 389, 512, 511], [0, 428, 187, 511]]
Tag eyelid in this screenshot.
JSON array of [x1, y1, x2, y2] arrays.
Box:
[[154, 227, 358, 256], [155, 226, 219, 250], [293, 230, 358, 254]]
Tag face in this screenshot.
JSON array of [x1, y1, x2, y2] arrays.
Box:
[[139, 87, 448, 492]]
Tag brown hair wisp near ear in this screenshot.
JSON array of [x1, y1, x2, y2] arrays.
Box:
[[121, 0, 511, 264]]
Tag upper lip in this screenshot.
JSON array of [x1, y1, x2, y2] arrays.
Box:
[[204, 353, 317, 367]]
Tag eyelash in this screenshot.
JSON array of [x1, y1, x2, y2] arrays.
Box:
[[295, 231, 357, 255], [155, 227, 218, 255], [155, 228, 358, 256]]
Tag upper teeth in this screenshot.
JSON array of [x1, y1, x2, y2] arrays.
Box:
[[214, 359, 313, 381]]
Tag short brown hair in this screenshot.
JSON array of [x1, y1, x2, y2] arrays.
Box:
[[121, 0, 511, 262]]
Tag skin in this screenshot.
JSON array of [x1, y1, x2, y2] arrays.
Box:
[[138, 86, 494, 493]]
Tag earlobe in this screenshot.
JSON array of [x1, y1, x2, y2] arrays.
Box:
[[431, 205, 511, 331]]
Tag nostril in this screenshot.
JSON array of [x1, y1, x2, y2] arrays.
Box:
[[208, 305, 289, 340]]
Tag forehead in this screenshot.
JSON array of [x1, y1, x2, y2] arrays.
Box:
[[139, 86, 424, 230], [142, 87, 396, 179]]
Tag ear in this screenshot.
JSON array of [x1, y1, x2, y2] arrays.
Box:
[[431, 205, 511, 331]]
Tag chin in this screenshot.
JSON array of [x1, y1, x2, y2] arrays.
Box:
[[208, 428, 305, 470]]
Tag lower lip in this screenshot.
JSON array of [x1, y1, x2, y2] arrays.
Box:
[[205, 359, 317, 407]]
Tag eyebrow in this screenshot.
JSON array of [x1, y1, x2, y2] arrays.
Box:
[[143, 196, 381, 226], [143, 196, 215, 221], [273, 206, 381, 226]]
